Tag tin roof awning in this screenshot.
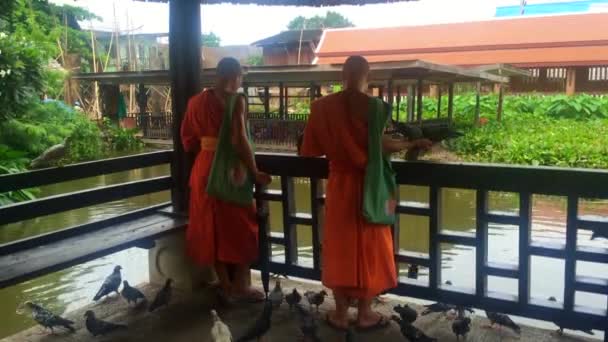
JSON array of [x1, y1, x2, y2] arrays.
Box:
[[471, 64, 531, 77], [72, 60, 508, 86]]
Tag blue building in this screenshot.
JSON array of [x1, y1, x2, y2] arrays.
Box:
[[496, 0, 608, 17]]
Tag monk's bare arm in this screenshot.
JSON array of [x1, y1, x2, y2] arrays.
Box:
[[231, 96, 271, 184]]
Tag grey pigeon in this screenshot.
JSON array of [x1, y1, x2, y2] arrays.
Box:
[[121, 280, 146, 305], [391, 316, 437, 342], [394, 304, 418, 324], [84, 310, 126, 336], [421, 302, 452, 316], [485, 310, 521, 335], [452, 316, 471, 341], [149, 278, 172, 312], [236, 300, 272, 342], [93, 265, 122, 301], [590, 227, 608, 240], [304, 290, 327, 313], [548, 297, 594, 335], [23, 301, 75, 333], [285, 288, 302, 310], [407, 264, 419, 279], [269, 279, 284, 308], [295, 304, 320, 342]]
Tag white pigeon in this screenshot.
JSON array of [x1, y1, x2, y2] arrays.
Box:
[[210, 310, 232, 342]]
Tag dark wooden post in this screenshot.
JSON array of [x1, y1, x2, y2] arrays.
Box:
[[447, 83, 454, 124], [284, 85, 289, 119], [497, 83, 504, 121], [387, 80, 393, 119], [169, 0, 201, 212], [475, 82, 481, 126], [416, 79, 423, 124], [407, 85, 415, 122], [263, 86, 270, 116], [437, 85, 442, 118], [396, 86, 402, 123], [279, 83, 284, 119]]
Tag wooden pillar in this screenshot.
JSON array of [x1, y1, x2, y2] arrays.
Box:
[[447, 83, 454, 123], [429, 84, 438, 98], [496, 83, 504, 122], [279, 83, 284, 119], [437, 86, 442, 118], [416, 79, 423, 124], [475, 82, 481, 126], [387, 80, 394, 120], [284, 85, 289, 119], [169, 0, 201, 212], [566, 67, 577, 95], [263, 86, 270, 116], [407, 84, 415, 122], [396, 86, 402, 123]]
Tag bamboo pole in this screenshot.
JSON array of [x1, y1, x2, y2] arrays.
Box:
[[89, 28, 101, 119]]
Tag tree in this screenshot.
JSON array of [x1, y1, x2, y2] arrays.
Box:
[[287, 11, 354, 30], [201, 32, 220, 47]]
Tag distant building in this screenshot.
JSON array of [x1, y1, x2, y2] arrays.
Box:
[[496, 0, 608, 17], [202, 45, 262, 68], [314, 13, 608, 94], [252, 30, 323, 65], [93, 30, 169, 71]]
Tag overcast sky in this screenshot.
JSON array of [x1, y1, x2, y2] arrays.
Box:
[[51, 0, 553, 45]]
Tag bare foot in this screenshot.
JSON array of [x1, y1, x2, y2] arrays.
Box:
[[357, 310, 388, 329], [326, 311, 349, 330]]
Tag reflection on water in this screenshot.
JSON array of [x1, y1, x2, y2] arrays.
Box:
[[1, 171, 608, 339], [0, 164, 170, 338]]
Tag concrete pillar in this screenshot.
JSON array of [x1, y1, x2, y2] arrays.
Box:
[[148, 232, 216, 293], [566, 67, 577, 95]]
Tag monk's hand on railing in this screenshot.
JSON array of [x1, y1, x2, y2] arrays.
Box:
[[254, 171, 272, 186]]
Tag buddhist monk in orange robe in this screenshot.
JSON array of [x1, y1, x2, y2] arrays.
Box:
[[300, 56, 431, 330], [181, 57, 271, 301]]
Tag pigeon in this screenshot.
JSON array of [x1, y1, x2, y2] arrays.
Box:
[[84, 310, 127, 336], [236, 300, 272, 342], [391, 316, 437, 342], [421, 302, 453, 316], [286, 288, 302, 310], [590, 227, 608, 240], [295, 304, 320, 342], [394, 304, 418, 324], [452, 316, 471, 341], [21, 301, 75, 333], [149, 278, 172, 312], [548, 297, 595, 335], [485, 310, 521, 335], [407, 264, 419, 279], [210, 310, 233, 342], [304, 290, 328, 313], [121, 280, 146, 305], [269, 280, 284, 308], [93, 265, 122, 301], [445, 280, 453, 286]]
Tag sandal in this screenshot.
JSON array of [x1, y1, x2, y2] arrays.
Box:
[[356, 315, 390, 332], [325, 313, 350, 332]]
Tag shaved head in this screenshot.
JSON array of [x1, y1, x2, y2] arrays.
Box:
[[342, 56, 370, 91]]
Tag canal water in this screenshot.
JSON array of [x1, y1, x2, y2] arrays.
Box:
[[1, 166, 607, 338]]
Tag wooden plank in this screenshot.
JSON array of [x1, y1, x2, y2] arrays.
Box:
[[485, 262, 519, 278], [575, 275, 608, 295], [396, 251, 431, 268], [309, 178, 323, 271], [0, 214, 186, 289], [485, 211, 520, 225], [397, 201, 431, 216], [281, 177, 298, 265], [429, 186, 441, 288], [519, 192, 532, 306], [529, 241, 566, 258], [0, 151, 171, 193], [438, 231, 477, 246], [564, 196, 578, 312], [0, 203, 171, 256], [576, 245, 608, 263], [0, 176, 171, 226], [290, 213, 313, 226]]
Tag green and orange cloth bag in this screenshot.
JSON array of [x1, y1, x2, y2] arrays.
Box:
[[206, 93, 256, 206], [363, 97, 397, 225]]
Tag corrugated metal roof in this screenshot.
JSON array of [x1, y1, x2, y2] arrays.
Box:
[[252, 30, 323, 46], [315, 13, 608, 67]]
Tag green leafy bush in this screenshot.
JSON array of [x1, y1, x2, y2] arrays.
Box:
[[101, 118, 143, 152]]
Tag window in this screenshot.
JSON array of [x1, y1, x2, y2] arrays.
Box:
[[588, 66, 608, 81]]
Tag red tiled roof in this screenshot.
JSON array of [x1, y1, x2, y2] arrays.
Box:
[[315, 13, 608, 67]]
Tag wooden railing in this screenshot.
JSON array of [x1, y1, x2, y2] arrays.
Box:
[[254, 154, 608, 338]]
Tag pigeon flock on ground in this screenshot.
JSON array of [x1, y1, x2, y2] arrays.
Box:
[[16, 264, 172, 337], [17, 268, 597, 340]]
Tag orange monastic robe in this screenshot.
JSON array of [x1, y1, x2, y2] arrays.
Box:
[[181, 89, 258, 266], [301, 92, 397, 299]]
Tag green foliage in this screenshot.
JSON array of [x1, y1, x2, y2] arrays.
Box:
[[101, 118, 143, 152], [545, 94, 608, 119], [201, 32, 221, 47], [0, 31, 46, 120], [0, 145, 38, 205], [69, 118, 102, 161], [287, 11, 354, 30], [246, 54, 264, 66]]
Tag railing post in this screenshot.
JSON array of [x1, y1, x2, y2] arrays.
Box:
[[564, 196, 578, 312], [281, 177, 298, 266], [255, 184, 271, 295], [169, 0, 201, 212], [429, 186, 441, 288], [310, 178, 324, 272], [476, 189, 488, 298], [519, 192, 532, 307]]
